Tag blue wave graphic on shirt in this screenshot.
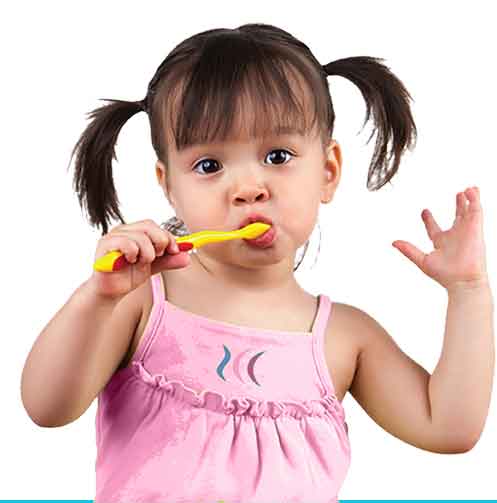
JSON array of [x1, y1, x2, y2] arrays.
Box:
[[216, 345, 231, 381], [216, 344, 265, 385]]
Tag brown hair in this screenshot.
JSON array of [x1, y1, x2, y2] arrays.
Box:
[[68, 23, 417, 271]]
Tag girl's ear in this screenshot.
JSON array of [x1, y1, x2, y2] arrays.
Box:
[[321, 140, 342, 203], [155, 160, 175, 207]]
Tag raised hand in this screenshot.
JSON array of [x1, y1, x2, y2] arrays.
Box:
[[392, 186, 489, 293]]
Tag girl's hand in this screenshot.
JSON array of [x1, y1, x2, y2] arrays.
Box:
[[392, 186, 489, 293], [89, 219, 191, 300]]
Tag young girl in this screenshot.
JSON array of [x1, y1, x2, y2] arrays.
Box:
[[21, 23, 493, 502]]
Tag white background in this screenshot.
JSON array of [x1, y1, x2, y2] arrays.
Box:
[[1, 0, 496, 499]]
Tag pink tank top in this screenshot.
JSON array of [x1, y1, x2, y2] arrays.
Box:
[[94, 272, 351, 502]]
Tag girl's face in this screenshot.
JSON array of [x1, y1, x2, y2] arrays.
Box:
[[156, 120, 341, 283]]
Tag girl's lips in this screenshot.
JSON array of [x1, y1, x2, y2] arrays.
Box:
[[237, 214, 274, 230], [242, 225, 276, 248]]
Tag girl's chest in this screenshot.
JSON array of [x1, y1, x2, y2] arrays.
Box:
[[120, 282, 360, 404]]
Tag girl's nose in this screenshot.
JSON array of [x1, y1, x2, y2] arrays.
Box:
[[233, 185, 269, 204]]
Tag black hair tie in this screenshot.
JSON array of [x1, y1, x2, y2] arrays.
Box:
[[136, 98, 148, 113]]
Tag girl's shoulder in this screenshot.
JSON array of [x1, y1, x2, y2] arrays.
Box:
[[323, 301, 365, 402]]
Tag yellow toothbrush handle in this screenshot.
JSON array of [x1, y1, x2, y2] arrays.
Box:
[[175, 222, 271, 248], [175, 230, 242, 249]]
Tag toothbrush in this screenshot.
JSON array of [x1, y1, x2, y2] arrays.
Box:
[[93, 222, 272, 272]]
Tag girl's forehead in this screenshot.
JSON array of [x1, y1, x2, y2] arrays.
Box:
[[166, 123, 317, 155], [165, 98, 319, 151], [163, 70, 321, 155]]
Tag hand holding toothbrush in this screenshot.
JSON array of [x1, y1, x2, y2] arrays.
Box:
[[89, 220, 193, 300], [90, 220, 271, 300]]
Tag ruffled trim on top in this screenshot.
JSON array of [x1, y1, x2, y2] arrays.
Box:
[[131, 360, 346, 423]]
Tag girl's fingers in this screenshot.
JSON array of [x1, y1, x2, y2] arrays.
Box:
[[109, 231, 156, 265], [454, 187, 481, 225], [464, 186, 481, 215], [455, 191, 467, 220], [421, 209, 441, 242], [139, 220, 179, 256], [112, 220, 179, 264]]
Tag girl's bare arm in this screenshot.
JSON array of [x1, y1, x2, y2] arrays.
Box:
[[21, 279, 143, 427], [348, 286, 494, 454]]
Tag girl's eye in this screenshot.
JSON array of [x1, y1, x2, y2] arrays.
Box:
[[192, 149, 294, 175], [265, 148, 294, 165], [192, 158, 221, 176]]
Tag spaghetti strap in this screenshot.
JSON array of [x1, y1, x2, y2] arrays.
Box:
[[132, 274, 165, 363], [311, 295, 338, 397], [313, 294, 330, 336], [152, 272, 166, 303]]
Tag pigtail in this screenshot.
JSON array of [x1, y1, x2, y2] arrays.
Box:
[[67, 98, 146, 236], [323, 56, 418, 190]]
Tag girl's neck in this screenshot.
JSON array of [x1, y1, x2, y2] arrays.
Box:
[[189, 250, 306, 300]]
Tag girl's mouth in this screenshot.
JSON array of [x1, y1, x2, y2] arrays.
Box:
[[242, 225, 276, 248]]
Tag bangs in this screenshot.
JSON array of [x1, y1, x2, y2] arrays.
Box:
[[159, 35, 328, 153]]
